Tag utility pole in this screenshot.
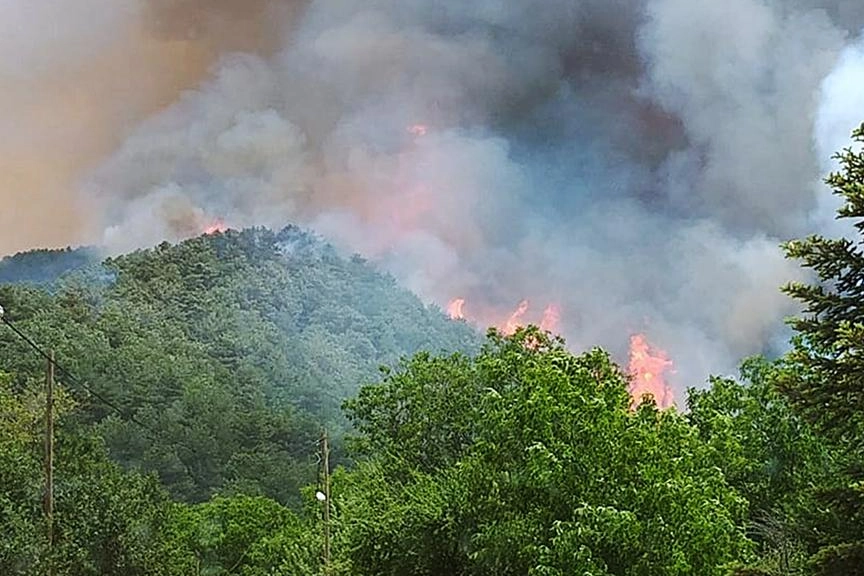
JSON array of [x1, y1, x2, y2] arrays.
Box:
[[44, 350, 55, 570], [321, 429, 331, 573]]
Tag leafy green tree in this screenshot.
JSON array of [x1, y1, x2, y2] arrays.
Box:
[[161, 495, 319, 575], [687, 358, 835, 574], [0, 371, 45, 574], [337, 328, 751, 575], [0, 373, 172, 576]]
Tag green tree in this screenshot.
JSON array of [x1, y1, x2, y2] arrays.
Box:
[[781, 122, 864, 575], [0, 372, 171, 576], [782, 123, 864, 442], [687, 358, 835, 574], [0, 371, 45, 574], [0, 226, 479, 503], [161, 495, 319, 576], [337, 328, 751, 575]]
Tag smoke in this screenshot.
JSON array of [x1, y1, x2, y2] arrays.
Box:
[[810, 29, 864, 237], [0, 0, 299, 256], [5, 0, 864, 389]]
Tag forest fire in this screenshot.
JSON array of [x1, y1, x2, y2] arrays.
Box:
[[503, 299, 530, 335], [628, 333, 674, 409], [203, 219, 228, 235], [446, 298, 562, 335], [447, 298, 465, 320], [407, 123, 429, 137], [539, 304, 561, 334], [445, 299, 674, 407]]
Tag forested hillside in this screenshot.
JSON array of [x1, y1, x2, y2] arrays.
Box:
[[3, 128, 864, 574], [0, 226, 479, 503], [0, 247, 97, 286]]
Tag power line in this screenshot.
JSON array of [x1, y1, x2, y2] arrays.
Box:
[[0, 310, 319, 482], [0, 312, 176, 445], [2, 314, 140, 423]]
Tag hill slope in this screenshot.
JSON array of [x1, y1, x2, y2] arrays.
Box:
[[0, 246, 97, 285], [0, 226, 479, 502]]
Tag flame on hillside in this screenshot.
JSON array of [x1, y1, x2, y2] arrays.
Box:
[[503, 299, 530, 335], [203, 219, 228, 235], [444, 300, 675, 407], [628, 333, 674, 409], [447, 298, 466, 320], [446, 297, 562, 335], [539, 304, 561, 334]]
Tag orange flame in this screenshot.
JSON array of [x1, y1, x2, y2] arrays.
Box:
[[503, 299, 530, 335], [407, 123, 429, 137], [628, 333, 674, 409], [203, 218, 227, 235], [446, 297, 563, 336], [447, 298, 466, 320], [539, 304, 561, 333]]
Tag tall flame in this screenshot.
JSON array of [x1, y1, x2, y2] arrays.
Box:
[[445, 300, 674, 408], [446, 297, 563, 336], [503, 299, 530, 335], [628, 333, 674, 409], [447, 297, 466, 320], [539, 304, 561, 333]]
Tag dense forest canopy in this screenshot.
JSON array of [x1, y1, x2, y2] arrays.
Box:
[[0, 226, 478, 504], [0, 247, 98, 286], [2, 129, 864, 574]]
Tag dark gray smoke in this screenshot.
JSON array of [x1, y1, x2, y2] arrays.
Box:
[[5, 0, 864, 391]]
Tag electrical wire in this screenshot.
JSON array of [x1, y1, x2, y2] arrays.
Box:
[[0, 312, 319, 481], [2, 313, 146, 429]]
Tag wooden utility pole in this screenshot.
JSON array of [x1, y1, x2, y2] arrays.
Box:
[[321, 429, 331, 573], [44, 350, 55, 563]]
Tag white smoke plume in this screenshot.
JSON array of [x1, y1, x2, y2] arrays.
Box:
[[4, 0, 864, 390]]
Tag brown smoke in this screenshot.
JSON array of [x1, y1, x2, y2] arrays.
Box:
[[0, 0, 301, 255]]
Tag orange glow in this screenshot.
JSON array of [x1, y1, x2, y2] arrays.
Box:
[[628, 333, 674, 409], [203, 219, 228, 235], [539, 304, 561, 333], [445, 297, 563, 337], [407, 124, 429, 137], [447, 298, 466, 320], [503, 299, 530, 336]]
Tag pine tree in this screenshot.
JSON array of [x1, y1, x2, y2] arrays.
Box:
[[782, 122, 864, 442], [781, 123, 864, 576]]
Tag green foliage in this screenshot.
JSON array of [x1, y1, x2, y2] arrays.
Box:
[[781, 123, 864, 442], [0, 374, 170, 575], [686, 358, 837, 574], [337, 328, 750, 576], [0, 226, 478, 503], [0, 247, 97, 286], [687, 357, 831, 515], [0, 372, 45, 574], [806, 541, 864, 576], [1, 369, 322, 575], [780, 123, 864, 574], [161, 495, 319, 575]]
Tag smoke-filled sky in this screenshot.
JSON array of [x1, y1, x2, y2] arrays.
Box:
[[3, 0, 864, 389]]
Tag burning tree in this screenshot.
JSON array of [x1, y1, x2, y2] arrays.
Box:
[[340, 328, 748, 575]]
